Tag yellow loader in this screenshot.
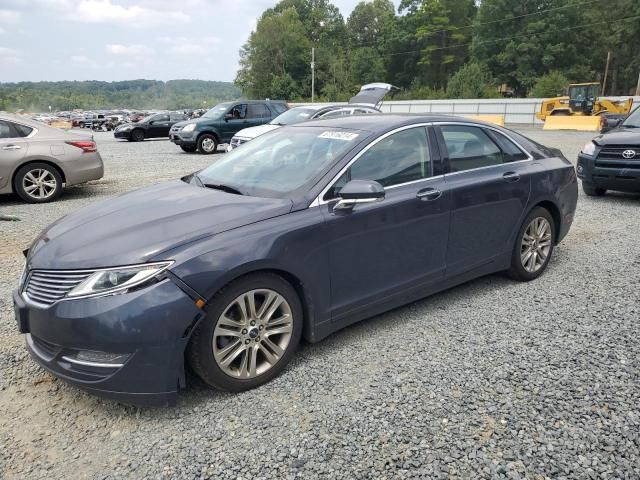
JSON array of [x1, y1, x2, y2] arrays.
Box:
[[536, 82, 634, 131]]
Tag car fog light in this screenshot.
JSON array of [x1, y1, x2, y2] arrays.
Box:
[[62, 350, 130, 368], [577, 164, 584, 174]]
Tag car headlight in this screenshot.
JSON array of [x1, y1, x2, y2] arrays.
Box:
[[581, 141, 596, 156], [67, 261, 173, 299], [182, 123, 196, 132]]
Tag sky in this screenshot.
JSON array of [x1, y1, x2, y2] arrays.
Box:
[[0, 0, 383, 84]]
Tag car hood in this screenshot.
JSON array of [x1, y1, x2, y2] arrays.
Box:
[[593, 127, 640, 146], [234, 124, 280, 140], [27, 180, 292, 270], [173, 117, 216, 129]]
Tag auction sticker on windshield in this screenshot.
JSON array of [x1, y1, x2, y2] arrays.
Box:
[[319, 131, 359, 141]]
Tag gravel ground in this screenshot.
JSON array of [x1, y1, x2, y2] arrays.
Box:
[[1, 129, 639, 479]]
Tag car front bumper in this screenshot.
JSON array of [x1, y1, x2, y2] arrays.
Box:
[[170, 130, 197, 147], [14, 279, 204, 407], [577, 153, 640, 193]]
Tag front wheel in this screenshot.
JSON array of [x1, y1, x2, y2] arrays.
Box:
[[187, 273, 302, 392], [508, 207, 555, 282], [197, 134, 218, 154], [131, 129, 145, 142], [582, 182, 606, 197]]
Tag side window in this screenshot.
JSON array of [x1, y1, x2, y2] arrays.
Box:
[[354, 108, 376, 115], [441, 125, 503, 173], [318, 108, 352, 119], [229, 104, 247, 120], [489, 131, 529, 162], [156, 114, 170, 122], [13, 123, 33, 137], [247, 104, 270, 119], [271, 103, 288, 115], [324, 127, 431, 200], [169, 114, 185, 122], [0, 120, 15, 139]]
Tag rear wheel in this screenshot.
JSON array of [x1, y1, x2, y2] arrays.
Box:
[[508, 207, 555, 282], [180, 145, 197, 153], [187, 273, 302, 392], [131, 129, 145, 142], [197, 134, 218, 154], [14, 162, 63, 203], [582, 181, 606, 197]]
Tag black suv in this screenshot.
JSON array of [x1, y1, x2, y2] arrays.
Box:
[[170, 100, 288, 154], [114, 112, 188, 142], [577, 106, 640, 196]]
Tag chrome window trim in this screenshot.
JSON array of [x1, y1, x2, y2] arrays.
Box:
[[311, 123, 435, 207], [0, 118, 38, 139]]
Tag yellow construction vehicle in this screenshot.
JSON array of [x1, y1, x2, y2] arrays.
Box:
[[536, 82, 634, 131]]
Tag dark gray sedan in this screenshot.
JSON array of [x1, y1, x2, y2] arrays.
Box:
[[14, 115, 578, 406]]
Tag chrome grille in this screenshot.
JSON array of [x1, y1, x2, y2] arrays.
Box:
[[23, 270, 95, 306], [596, 145, 639, 160]]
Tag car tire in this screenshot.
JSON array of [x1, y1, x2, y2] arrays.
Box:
[[187, 272, 303, 392], [14, 162, 63, 203], [180, 145, 197, 153], [582, 182, 606, 197], [508, 206, 556, 282], [197, 134, 218, 154], [131, 129, 145, 142]]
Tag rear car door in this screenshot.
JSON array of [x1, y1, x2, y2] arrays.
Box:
[[0, 120, 27, 192], [245, 103, 271, 129], [148, 114, 171, 138], [435, 123, 533, 277], [320, 125, 451, 320]]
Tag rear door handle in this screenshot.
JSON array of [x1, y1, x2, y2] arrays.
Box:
[[2, 145, 21, 151], [416, 187, 442, 201], [503, 171, 520, 182]]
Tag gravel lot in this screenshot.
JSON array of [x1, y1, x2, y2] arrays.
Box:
[[1, 129, 639, 479]]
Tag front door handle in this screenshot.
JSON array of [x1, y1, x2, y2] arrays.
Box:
[[2, 145, 21, 151], [503, 171, 520, 182], [416, 187, 442, 201]]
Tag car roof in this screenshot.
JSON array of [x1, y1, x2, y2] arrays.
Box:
[[0, 113, 42, 128], [293, 114, 501, 133]]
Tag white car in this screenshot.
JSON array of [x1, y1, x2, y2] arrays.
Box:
[[227, 83, 397, 151]]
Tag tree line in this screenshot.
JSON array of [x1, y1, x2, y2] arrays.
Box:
[[0, 80, 241, 112], [235, 0, 640, 101]]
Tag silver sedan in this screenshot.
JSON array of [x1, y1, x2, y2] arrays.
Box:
[[0, 114, 104, 203]]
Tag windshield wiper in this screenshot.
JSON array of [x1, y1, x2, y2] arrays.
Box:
[[203, 183, 244, 195], [621, 124, 640, 128]]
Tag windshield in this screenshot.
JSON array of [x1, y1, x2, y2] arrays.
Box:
[[270, 107, 319, 126], [197, 126, 366, 198], [622, 106, 640, 128], [202, 103, 232, 119]]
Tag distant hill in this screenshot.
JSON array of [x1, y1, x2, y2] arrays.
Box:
[[0, 80, 242, 112]]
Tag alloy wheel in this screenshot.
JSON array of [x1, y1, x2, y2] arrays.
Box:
[[520, 217, 552, 273], [213, 289, 293, 379], [201, 137, 216, 153], [22, 169, 58, 200]]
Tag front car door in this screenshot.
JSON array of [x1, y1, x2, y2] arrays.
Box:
[[435, 123, 533, 278], [0, 120, 27, 192], [148, 114, 171, 138], [221, 104, 248, 142], [319, 125, 451, 321]]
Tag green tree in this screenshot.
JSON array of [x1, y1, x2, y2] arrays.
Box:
[[446, 62, 499, 98], [529, 71, 569, 98]]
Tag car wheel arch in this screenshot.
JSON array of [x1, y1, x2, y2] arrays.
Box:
[[197, 130, 220, 144], [529, 200, 561, 245], [200, 266, 314, 342], [12, 159, 66, 188]]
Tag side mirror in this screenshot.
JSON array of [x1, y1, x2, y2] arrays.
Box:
[[334, 180, 385, 211]]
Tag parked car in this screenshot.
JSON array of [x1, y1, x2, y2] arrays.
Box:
[[577, 105, 640, 196], [227, 104, 380, 151], [227, 83, 395, 151], [0, 114, 104, 203], [14, 115, 577, 406], [170, 100, 288, 154], [114, 112, 188, 142]]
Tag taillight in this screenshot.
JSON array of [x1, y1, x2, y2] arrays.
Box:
[[66, 140, 97, 153]]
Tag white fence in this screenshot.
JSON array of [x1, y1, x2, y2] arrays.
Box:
[[297, 97, 639, 126]]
